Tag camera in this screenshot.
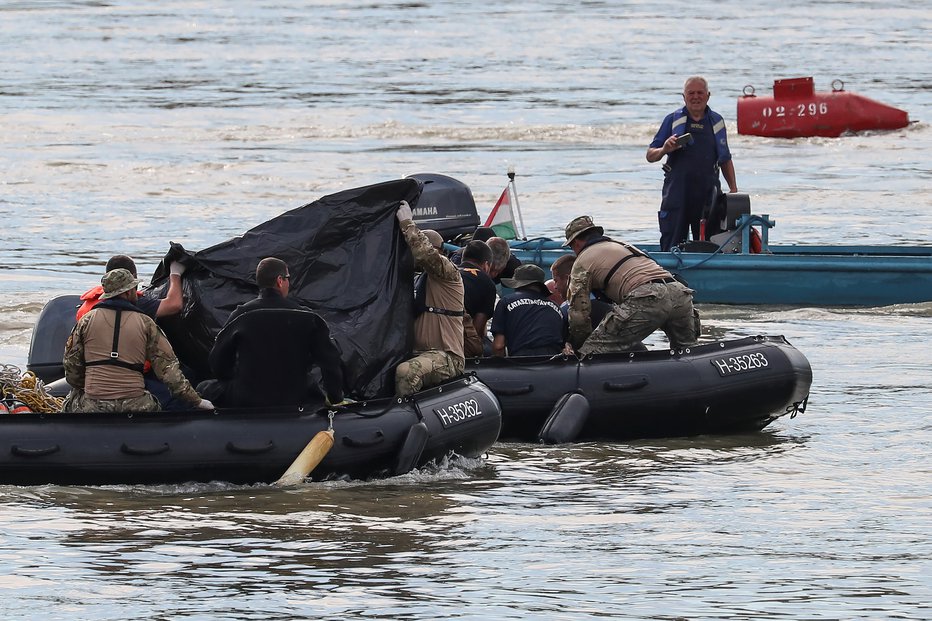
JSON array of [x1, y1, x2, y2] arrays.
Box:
[[675, 133, 694, 147]]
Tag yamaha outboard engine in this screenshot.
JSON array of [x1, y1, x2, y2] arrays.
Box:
[[406, 173, 480, 242]]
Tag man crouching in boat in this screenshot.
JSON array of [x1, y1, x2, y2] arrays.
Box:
[[394, 200, 466, 396], [196, 258, 345, 408], [563, 216, 700, 354], [62, 268, 213, 413]]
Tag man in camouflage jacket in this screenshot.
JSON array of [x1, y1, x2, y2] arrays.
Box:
[[564, 216, 700, 354], [62, 268, 212, 413], [395, 200, 466, 396]]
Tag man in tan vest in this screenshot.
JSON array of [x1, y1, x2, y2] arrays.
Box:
[[62, 268, 213, 412], [563, 215, 700, 354], [395, 200, 466, 396]]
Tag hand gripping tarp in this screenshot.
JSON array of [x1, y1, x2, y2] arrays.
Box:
[[147, 178, 421, 400]]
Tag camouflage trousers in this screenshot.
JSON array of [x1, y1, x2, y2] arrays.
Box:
[[395, 350, 465, 397], [580, 281, 700, 355], [62, 389, 160, 413]]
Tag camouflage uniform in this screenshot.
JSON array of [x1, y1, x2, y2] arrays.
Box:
[[63, 304, 201, 412], [61, 390, 160, 413], [395, 350, 465, 397], [395, 220, 466, 396], [568, 264, 699, 354], [563, 216, 699, 355]]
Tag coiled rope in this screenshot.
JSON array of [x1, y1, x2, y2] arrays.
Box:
[[0, 363, 63, 413]]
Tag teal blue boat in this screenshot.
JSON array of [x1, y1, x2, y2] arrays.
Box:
[[508, 214, 932, 307], [414, 172, 931, 308]]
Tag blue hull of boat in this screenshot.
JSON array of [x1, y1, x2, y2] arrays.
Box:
[[510, 239, 932, 306]]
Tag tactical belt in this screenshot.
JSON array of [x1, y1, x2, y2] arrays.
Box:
[[423, 306, 465, 317]]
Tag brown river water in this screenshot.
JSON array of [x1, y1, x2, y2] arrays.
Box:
[[1, 1, 930, 618]]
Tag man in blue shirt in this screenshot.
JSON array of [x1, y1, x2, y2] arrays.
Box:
[[491, 264, 564, 357], [647, 76, 739, 251]]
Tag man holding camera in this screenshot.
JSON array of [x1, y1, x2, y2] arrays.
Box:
[[646, 75, 738, 251]]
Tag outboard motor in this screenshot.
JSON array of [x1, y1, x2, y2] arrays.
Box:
[[27, 294, 80, 384], [683, 193, 754, 253], [406, 173, 481, 242], [708, 193, 755, 253]]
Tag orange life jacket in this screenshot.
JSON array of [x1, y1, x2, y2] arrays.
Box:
[[76, 285, 105, 321]]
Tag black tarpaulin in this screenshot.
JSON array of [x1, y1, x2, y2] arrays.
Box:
[[147, 178, 421, 399]]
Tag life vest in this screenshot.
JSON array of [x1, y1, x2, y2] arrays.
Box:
[[83, 299, 148, 375], [414, 270, 476, 356], [577, 237, 660, 299], [413, 271, 464, 318], [76, 285, 105, 321], [670, 106, 730, 168], [79, 290, 153, 373]]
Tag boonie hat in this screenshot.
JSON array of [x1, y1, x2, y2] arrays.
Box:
[[501, 264, 550, 294], [99, 268, 141, 300], [562, 215, 604, 247]]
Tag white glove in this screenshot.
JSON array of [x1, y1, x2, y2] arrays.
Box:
[[169, 262, 187, 277], [196, 398, 214, 410], [396, 200, 413, 223]]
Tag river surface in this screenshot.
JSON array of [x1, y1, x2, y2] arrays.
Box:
[[1, 1, 930, 619]]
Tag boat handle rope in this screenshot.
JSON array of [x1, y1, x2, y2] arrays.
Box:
[[120, 442, 170, 456], [11, 444, 61, 458], [342, 430, 385, 448], [348, 399, 398, 419]]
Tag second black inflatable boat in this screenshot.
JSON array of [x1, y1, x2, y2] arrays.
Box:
[[468, 335, 812, 443]]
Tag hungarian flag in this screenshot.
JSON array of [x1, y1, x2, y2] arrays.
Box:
[[483, 186, 518, 239]]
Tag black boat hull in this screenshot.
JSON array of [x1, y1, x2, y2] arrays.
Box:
[[468, 335, 812, 441], [0, 376, 501, 486]]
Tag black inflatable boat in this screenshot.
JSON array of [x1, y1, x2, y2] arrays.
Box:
[[468, 335, 812, 443], [27, 295, 810, 449], [0, 375, 501, 486]]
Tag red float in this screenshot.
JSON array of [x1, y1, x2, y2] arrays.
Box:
[[737, 77, 909, 138]]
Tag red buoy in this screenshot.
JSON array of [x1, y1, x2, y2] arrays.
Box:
[[737, 77, 909, 138]]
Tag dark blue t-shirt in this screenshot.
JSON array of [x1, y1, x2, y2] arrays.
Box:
[[491, 290, 564, 356], [460, 261, 497, 319], [136, 292, 160, 319]]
